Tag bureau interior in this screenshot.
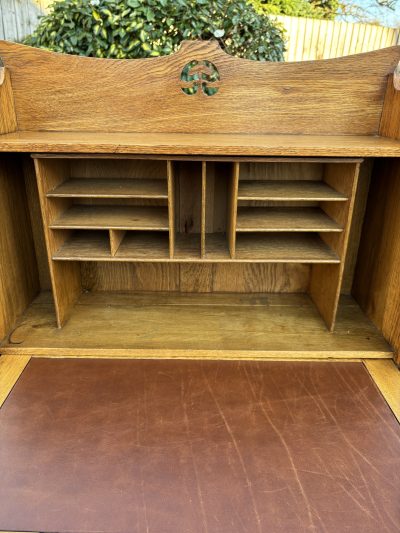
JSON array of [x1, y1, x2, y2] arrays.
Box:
[[0, 40, 399, 360], [0, 151, 396, 359]]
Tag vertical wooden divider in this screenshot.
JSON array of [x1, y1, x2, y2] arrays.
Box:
[[34, 158, 82, 328], [201, 161, 207, 258], [109, 230, 126, 256], [309, 162, 360, 331], [167, 160, 175, 259], [227, 162, 239, 258]]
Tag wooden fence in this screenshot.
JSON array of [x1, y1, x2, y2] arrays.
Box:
[[1, 1, 400, 61], [0, 0, 50, 42], [276, 15, 400, 61]]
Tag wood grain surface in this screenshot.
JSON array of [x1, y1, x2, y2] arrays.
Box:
[[0, 40, 399, 135], [1, 292, 392, 358], [0, 69, 17, 135], [364, 359, 400, 422], [0, 155, 39, 341], [1, 131, 400, 156], [353, 158, 400, 361], [0, 355, 30, 407], [0, 358, 399, 533]]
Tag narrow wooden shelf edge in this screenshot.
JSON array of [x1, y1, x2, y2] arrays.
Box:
[[47, 178, 168, 199], [1, 131, 400, 156]]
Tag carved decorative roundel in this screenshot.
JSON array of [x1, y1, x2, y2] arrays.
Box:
[[180, 60, 220, 96]]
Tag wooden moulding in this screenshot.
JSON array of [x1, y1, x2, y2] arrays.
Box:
[[1, 132, 400, 156]]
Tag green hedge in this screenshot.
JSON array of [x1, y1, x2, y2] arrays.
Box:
[[24, 0, 285, 61]]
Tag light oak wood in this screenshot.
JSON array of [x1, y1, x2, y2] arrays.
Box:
[[341, 159, 372, 294], [379, 74, 400, 139], [0, 355, 30, 407], [1, 131, 400, 157], [235, 234, 339, 262], [167, 160, 175, 258], [23, 156, 52, 291], [364, 360, 400, 422], [0, 69, 17, 135], [236, 207, 343, 232], [54, 231, 170, 261], [31, 154, 365, 164], [309, 163, 360, 331], [353, 159, 400, 362], [201, 161, 206, 258], [34, 158, 81, 327], [0, 41, 398, 345], [238, 161, 323, 181], [237, 180, 348, 201], [50, 205, 169, 231], [0, 156, 39, 341], [2, 292, 392, 359], [82, 263, 179, 292], [52, 232, 340, 264], [227, 162, 239, 258], [47, 178, 168, 198], [109, 229, 126, 256], [354, 80, 400, 362], [0, 40, 399, 135], [174, 234, 202, 260]]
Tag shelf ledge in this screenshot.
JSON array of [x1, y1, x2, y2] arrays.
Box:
[[0, 131, 399, 157]]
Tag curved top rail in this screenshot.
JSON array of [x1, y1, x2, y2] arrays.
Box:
[[0, 39, 399, 135]]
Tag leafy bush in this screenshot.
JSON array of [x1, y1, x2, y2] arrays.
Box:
[[24, 0, 285, 61]]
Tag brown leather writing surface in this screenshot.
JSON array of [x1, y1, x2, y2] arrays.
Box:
[[0, 359, 399, 532]]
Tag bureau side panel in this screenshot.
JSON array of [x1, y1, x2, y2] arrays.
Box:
[[353, 158, 400, 362], [0, 155, 39, 341]]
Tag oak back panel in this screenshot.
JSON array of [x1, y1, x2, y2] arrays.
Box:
[[1, 40, 400, 135]]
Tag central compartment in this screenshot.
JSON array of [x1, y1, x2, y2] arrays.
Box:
[[33, 155, 361, 332]]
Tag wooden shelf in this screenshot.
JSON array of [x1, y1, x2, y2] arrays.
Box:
[[1, 292, 392, 358], [236, 207, 343, 232], [1, 131, 400, 156], [47, 178, 168, 199], [53, 231, 171, 261], [174, 234, 201, 260], [235, 233, 340, 263], [204, 234, 230, 260], [117, 233, 169, 260], [50, 205, 169, 230], [237, 180, 348, 201], [52, 231, 337, 264], [53, 231, 111, 260]]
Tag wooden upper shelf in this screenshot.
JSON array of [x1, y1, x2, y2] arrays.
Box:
[[0, 131, 400, 157]]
